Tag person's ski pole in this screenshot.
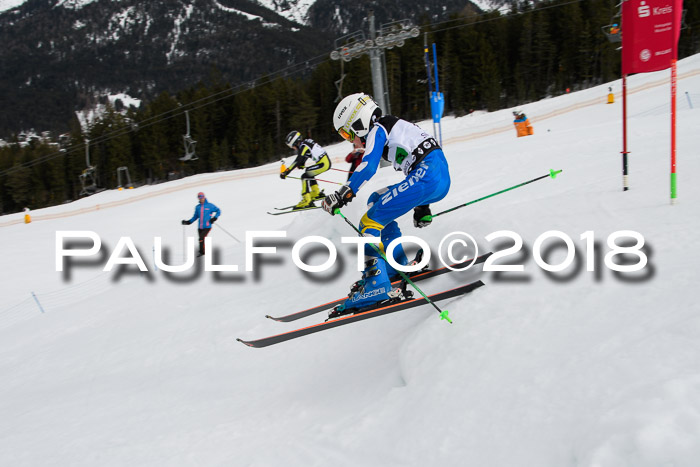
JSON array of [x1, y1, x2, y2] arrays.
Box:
[[182, 224, 186, 262], [214, 223, 241, 243], [334, 209, 454, 324], [427, 169, 563, 222]]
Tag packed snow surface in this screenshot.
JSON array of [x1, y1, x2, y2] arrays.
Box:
[[1, 55, 700, 466]]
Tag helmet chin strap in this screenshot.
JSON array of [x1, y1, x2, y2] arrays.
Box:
[[364, 114, 379, 134]]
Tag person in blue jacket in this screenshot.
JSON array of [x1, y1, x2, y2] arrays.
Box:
[[322, 93, 451, 313], [181, 192, 221, 256]]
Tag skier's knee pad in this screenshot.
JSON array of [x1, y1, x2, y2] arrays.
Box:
[[360, 212, 384, 237], [360, 213, 385, 256]]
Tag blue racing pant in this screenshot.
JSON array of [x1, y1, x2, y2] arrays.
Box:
[[359, 150, 451, 266]]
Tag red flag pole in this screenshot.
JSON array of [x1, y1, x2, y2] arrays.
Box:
[[622, 74, 629, 191], [671, 59, 678, 204]]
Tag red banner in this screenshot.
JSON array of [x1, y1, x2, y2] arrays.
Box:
[[622, 0, 683, 74]]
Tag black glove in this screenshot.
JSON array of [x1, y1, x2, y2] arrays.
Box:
[[413, 205, 432, 228], [209, 217, 217, 224], [181, 220, 190, 225], [280, 170, 289, 180], [322, 185, 355, 215]]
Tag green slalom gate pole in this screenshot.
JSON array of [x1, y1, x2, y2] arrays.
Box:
[[424, 169, 563, 222], [334, 209, 454, 324]]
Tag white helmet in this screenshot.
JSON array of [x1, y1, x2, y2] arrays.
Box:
[[333, 93, 381, 141], [285, 130, 301, 148]]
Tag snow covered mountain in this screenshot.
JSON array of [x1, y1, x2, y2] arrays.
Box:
[[0, 0, 510, 21], [0, 0, 495, 136], [1, 52, 699, 466], [0, 0, 27, 13], [0, 0, 319, 19], [0, 0, 329, 135]]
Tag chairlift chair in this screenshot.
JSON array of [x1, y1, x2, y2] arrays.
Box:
[[116, 166, 133, 190], [602, 22, 621, 43], [79, 166, 98, 196], [602, 3, 622, 43], [180, 110, 198, 161], [78, 139, 100, 196]]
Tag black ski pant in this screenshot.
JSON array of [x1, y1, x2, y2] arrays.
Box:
[[198, 228, 211, 255]]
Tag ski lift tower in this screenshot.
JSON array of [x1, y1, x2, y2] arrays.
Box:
[[329, 11, 420, 117], [79, 139, 99, 196], [180, 110, 198, 161]]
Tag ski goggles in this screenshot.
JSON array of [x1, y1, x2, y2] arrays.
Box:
[[337, 126, 356, 142]]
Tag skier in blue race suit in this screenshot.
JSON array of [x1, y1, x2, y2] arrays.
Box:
[[322, 93, 451, 311], [181, 192, 221, 256]]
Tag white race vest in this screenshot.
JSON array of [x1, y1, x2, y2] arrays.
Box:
[[300, 140, 327, 163], [375, 119, 436, 175]]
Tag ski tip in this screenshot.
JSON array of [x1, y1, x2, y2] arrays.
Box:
[[550, 169, 563, 179], [236, 338, 255, 347]]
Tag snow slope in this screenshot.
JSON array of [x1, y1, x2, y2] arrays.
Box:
[[257, 0, 316, 25], [1, 55, 699, 466], [0, 0, 25, 14]]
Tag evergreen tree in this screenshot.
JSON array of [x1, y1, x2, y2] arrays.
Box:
[[2, 0, 697, 214], [231, 92, 257, 167], [6, 164, 32, 208], [289, 87, 318, 138], [476, 35, 502, 110]]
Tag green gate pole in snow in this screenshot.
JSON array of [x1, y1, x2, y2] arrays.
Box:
[[421, 169, 563, 223], [334, 209, 453, 324]]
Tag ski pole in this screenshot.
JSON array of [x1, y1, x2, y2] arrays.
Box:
[[214, 223, 241, 243], [428, 169, 563, 221], [182, 224, 186, 262], [330, 167, 352, 173], [334, 209, 454, 324], [285, 175, 343, 186]]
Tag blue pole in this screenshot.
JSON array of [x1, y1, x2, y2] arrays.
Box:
[[31, 292, 45, 313], [686, 91, 693, 109], [432, 43, 443, 145], [432, 43, 440, 94], [424, 35, 436, 137]]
